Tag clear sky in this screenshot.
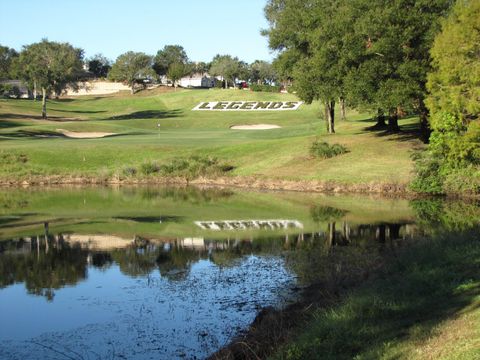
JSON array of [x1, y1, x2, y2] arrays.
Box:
[[0, 0, 274, 63]]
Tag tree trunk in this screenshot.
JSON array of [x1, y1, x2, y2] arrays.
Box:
[[130, 83, 135, 94], [340, 98, 346, 120], [41, 87, 47, 119], [327, 100, 335, 134], [324, 102, 330, 132], [33, 80, 37, 101], [375, 109, 386, 128], [387, 109, 399, 132], [224, 78, 228, 89], [418, 99, 431, 143]]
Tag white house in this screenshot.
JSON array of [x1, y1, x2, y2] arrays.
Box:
[[178, 73, 216, 88]]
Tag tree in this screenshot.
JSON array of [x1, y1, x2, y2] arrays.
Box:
[[209, 54, 243, 89], [264, 0, 345, 133], [344, 0, 453, 136], [167, 62, 189, 89], [249, 60, 277, 84], [15, 40, 83, 118], [153, 45, 188, 76], [426, 0, 480, 127], [87, 53, 111, 78], [0, 45, 18, 80], [108, 51, 153, 94], [412, 0, 480, 194]]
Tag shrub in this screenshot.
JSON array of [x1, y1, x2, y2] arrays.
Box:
[[122, 166, 137, 177], [140, 161, 160, 175], [249, 84, 281, 92], [310, 140, 348, 159]]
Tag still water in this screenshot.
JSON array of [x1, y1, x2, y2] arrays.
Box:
[[0, 187, 477, 359]]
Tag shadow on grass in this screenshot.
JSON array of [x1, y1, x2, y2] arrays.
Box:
[[0, 130, 66, 140], [107, 109, 183, 120], [114, 215, 183, 223], [276, 228, 480, 360], [50, 108, 107, 114], [361, 118, 422, 142], [0, 113, 80, 122], [0, 119, 28, 128]]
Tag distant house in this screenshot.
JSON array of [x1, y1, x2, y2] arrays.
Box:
[[178, 73, 216, 88], [0, 80, 31, 98]]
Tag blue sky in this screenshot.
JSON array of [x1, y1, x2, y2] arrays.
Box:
[[0, 0, 274, 63]]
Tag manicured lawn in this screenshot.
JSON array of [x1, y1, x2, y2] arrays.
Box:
[[0, 88, 423, 184]]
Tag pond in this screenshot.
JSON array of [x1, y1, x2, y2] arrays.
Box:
[[0, 187, 478, 359]]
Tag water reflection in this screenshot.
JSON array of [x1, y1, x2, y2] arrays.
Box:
[[0, 187, 478, 359]]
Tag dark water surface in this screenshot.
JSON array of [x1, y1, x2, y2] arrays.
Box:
[[0, 187, 478, 359]]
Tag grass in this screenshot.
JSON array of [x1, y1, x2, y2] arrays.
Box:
[[273, 228, 480, 360], [0, 88, 423, 185]]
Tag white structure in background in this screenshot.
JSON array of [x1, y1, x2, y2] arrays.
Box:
[[65, 81, 131, 96], [178, 73, 216, 88], [194, 219, 303, 231]]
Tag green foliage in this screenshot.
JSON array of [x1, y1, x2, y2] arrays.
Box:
[[108, 51, 153, 92], [0, 45, 18, 80], [15, 39, 84, 97], [310, 140, 348, 159], [136, 156, 233, 180], [87, 53, 111, 78], [413, 0, 480, 195], [426, 0, 480, 125], [167, 62, 189, 87], [209, 54, 246, 88], [249, 60, 277, 84], [140, 161, 160, 175], [249, 84, 280, 92], [0, 83, 20, 98], [310, 205, 346, 223], [153, 45, 188, 76]]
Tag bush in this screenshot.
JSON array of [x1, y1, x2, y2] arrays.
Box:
[[122, 166, 137, 177], [309, 140, 348, 159], [140, 161, 160, 175], [249, 84, 281, 92]]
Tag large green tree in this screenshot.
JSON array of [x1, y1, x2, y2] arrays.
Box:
[[0, 45, 18, 80], [344, 0, 453, 136], [87, 53, 111, 78], [108, 51, 153, 94], [153, 45, 188, 76], [209, 54, 245, 89], [15, 40, 83, 118], [412, 0, 480, 194], [249, 60, 277, 84]]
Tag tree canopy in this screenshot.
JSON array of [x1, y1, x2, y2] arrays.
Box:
[[15, 39, 83, 118], [0, 45, 18, 80], [153, 45, 189, 76], [108, 51, 154, 94], [87, 53, 112, 78]]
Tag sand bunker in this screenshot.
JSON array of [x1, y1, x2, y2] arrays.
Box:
[[57, 129, 116, 138], [230, 124, 281, 130]]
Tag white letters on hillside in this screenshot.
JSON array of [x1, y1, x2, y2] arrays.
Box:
[[192, 101, 303, 111]]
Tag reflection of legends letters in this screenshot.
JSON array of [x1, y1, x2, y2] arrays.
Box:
[[192, 101, 303, 111]]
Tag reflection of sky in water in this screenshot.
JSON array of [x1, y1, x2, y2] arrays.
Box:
[[0, 255, 296, 360]]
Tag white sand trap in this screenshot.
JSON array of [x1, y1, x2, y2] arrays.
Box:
[[230, 124, 281, 130], [57, 129, 116, 138]]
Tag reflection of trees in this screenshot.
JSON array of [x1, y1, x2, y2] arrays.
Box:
[[284, 221, 417, 286], [139, 187, 234, 204], [0, 236, 88, 301], [310, 205, 347, 223], [411, 199, 480, 232], [110, 241, 158, 277], [156, 244, 202, 279]]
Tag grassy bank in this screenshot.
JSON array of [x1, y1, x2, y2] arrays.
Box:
[[0, 88, 422, 188], [273, 229, 480, 360]]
